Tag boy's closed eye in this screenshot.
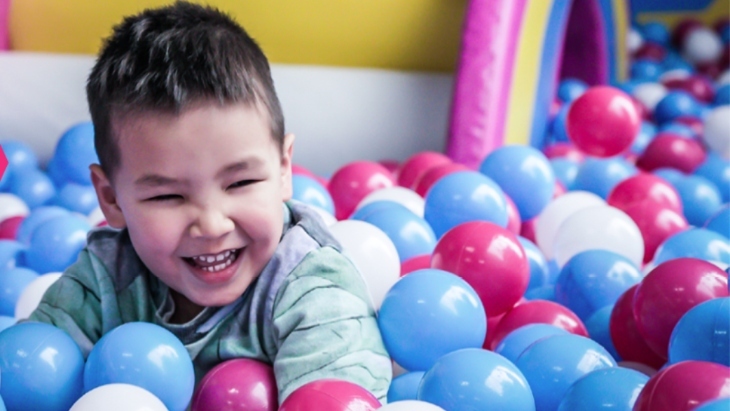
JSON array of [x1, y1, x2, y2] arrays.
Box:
[[227, 179, 259, 190], [145, 194, 184, 202]]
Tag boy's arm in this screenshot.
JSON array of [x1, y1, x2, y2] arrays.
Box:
[[27, 249, 104, 357], [270, 247, 393, 403]]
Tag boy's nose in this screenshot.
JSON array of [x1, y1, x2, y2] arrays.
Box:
[[189, 207, 235, 239]]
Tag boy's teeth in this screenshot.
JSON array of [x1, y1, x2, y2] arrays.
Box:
[[191, 250, 237, 272]]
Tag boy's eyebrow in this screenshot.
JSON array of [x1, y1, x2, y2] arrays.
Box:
[[134, 174, 180, 187], [218, 157, 265, 176]]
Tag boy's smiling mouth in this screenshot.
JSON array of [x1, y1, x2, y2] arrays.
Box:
[[184, 248, 242, 272]]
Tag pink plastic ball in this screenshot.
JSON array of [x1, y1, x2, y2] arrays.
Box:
[[400, 254, 431, 276], [396, 151, 451, 190], [634, 258, 729, 359], [633, 42, 667, 62], [636, 133, 707, 173], [483, 298, 526, 350], [520, 218, 537, 244], [328, 161, 396, 220], [663, 76, 715, 103], [190, 359, 277, 411], [504, 194, 522, 235], [610, 285, 666, 369], [488, 300, 588, 350], [607, 173, 683, 214], [292, 164, 328, 187], [0, 215, 23, 240], [623, 201, 688, 263], [542, 142, 585, 163], [566, 86, 641, 157], [414, 162, 469, 197], [278, 379, 380, 411], [633, 361, 730, 411], [431, 221, 529, 318]]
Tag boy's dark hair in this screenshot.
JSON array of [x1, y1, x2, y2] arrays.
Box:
[[87, 1, 285, 179]]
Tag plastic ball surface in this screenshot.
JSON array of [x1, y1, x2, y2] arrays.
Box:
[[622, 200, 689, 263], [534, 191, 605, 260], [0, 267, 39, 316], [357, 186, 425, 218], [377, 269, 486, 371], [519, 237, 551, 290], [387, 371, 424, 402], [53, 182, 100, 215], [694, 152, 730, 203], [328, 161, 396, 220], [278, 379, 381, 411], [291, 174, 335, 215], [607, 173, 682, 214], [413, 162, 469, 198], [674, 174, 723, 227], [431, 221, 529, 317], [703, 105, 730, 160], [556, 367, 648, 411], [14, 272, 61, 320], [424, 171, 509, 238], [479, 145, 556, 220], [572, 157, 638, 199], [636, 133, 707, 174], [7, 168, 55, 209], [70, 383, 168, 411], [494, 323, 568, 364], [52, 122, 98, 186], [396, 151, 451, 190], [668, 297, 729, 366], [418, 348, 535, 411], [191, 358, 277, 411], [515, 334, 616, 411], [25, 213, 91, 273], [705, 205, 730, 238], [84, 322, 195, 411], [14, 206, 69, 245], [653, 91, 702, 125], [584, 305, 621, 360], [695, 398, 730, 411], [357, 206, 436, 263], [609, 285, 666, 369], [633, 258, 728, 359], [653, 228, 730, 266], [380, 401, 445, 411], [633, 361, 730, 411], [566, 86, 641, 157], [0, 322, 84, 411]]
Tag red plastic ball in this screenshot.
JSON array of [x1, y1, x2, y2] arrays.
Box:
[[377, 159, 400, 176], [609, 285, 666, 369], [278, 379, 381, 411], [633, 258, 729, 359], [190, 359, 277, 411], [623, 202, 688, 263], [487, 300, 588, 350], [607, 173, 683, 214], [520, 218, 537, 244], [542, 142, 585, 163], [0, 216, 24, 240], [566, 86, 641, 157], [431, 221, 529, 318], [504, 194, 522, 235], [633, 361, 730, 411], [636, 134, 707, 174], [396, 151, 451, 190], [413, 162, 469, 197], [327, 161, 396, 220], [483, 298, 527, 349], [400, 254, 431, 276], [663, 76, 716, 103], [633, 42, 667, 62]]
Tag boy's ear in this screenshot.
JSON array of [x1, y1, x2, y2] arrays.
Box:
[[90, 164, 127, 229], [280, 133, 295, 201]]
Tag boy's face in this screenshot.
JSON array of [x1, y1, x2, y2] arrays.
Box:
[[91, 102, 294, 312]]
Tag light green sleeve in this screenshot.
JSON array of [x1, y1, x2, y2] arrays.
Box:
[[270, 247, 392, 403]]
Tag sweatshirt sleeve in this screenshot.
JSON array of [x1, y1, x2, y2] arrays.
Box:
[[270, 246, 393, 403]]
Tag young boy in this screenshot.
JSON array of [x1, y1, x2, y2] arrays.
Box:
[[29, 1, 392, 403]]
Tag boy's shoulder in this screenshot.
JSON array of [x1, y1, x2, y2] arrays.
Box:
[[82, 226, 149, 291]]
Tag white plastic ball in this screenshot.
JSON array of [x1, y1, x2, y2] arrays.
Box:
[[703, 105, 730, 159], [70, 383, 168, 411], [0, 193, 30, 222], [627, 27, 644, 54], [717, 69, 730, 86], [15, 272, 62, 320], [87, 206, 107, 227], [329, 220, 400, 310], [682, 27, 723, 64], [658, 69, 691, 83], [632, 82, 668, 112], [356, 186, 426, 218], [309, 205, 337, 227], [379, 401, 446, 411]]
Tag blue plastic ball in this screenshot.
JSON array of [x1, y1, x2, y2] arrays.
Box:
[[556, 367, 648, 411], [0, 241, 25, 270], [495, 323, 568, 364], [640, 22, 669, 45], [25, 214, 91, 273], [53, 182, 99, 215], [84, 322, 195, 411], [423, 171, 508, 238], [584, 305, 621, 361], [705, 206, 730, 238], [377, 269, 487, 371], [549, 104, 571, 144], [714, 84, 730, 106], [0, 267, 39, 316], [694, 152, 730, 203], [573, 157, 638, 199], [652, 167, 685, 185], [359, 206, 436, 262], [291, 174, 335, 215], [653, 91, 703, 125], [14, 206, 69, 245], [662, 51, 694, 72], [52, 122, 98, 186], [8, 168, 56, 209], [519, 236, 551, 290], [549, 158, 579, 190], [555, 250, 642, 321], [0, 140, 38, 172], [387, 371, 424, 402], [557, 78, 588, 103], [630, 121, 657, 155], [695, 398, 730, 411], [0, 322, 84, 411], [658, 122, 696, 138], [0, 317, 15, 333], [418, 348, 535, 411], [668, 297, 729, 366], [653, 228, 730, 266], [631, 59, 663, 81], [673, 174, 723, 227], [350, 200, 409, 221], [479, 145, 555, 220], [515, 334, 616, 411], [524, 285, 557, 302]]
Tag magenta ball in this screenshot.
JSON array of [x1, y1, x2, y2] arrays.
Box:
[[633, 361, 730, 411], [607, 172, 683, 214], [278, 379, 380, 411], [396, 151, 451, 190], [190, 358, 277, 411], [633, 258, 729, 359], [566, 86, 641, 157], [636, 134, 707, 174], [327, 161, 396, 220]]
